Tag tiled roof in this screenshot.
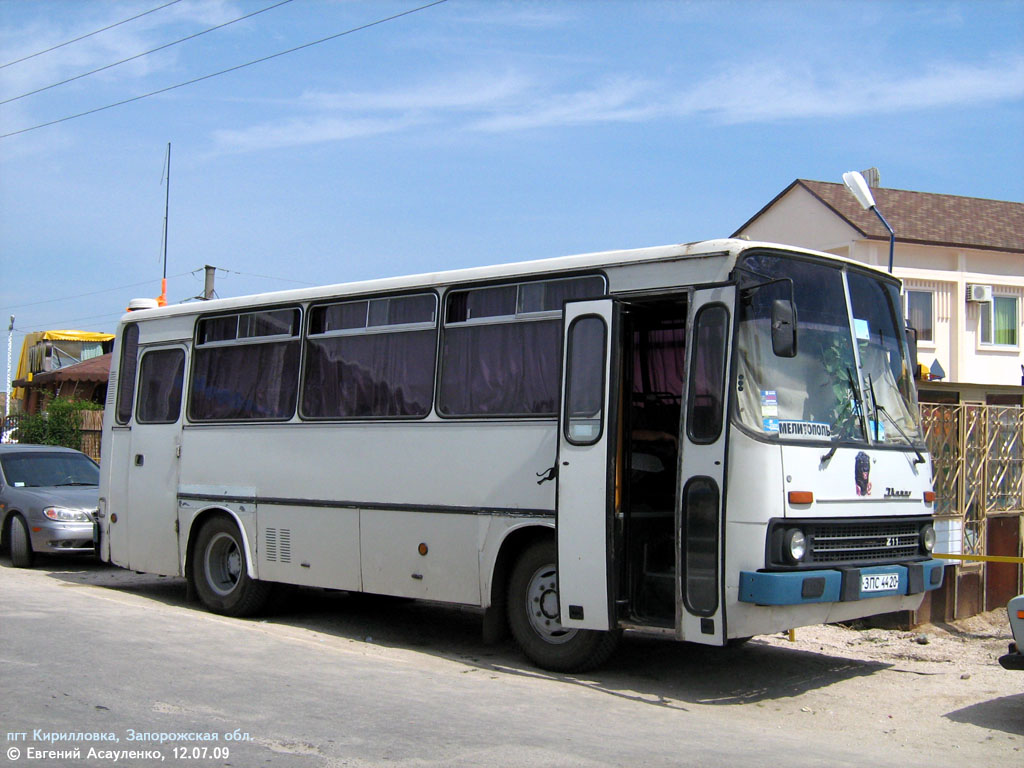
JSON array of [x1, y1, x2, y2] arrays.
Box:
[[736, 180, 1024, 253]]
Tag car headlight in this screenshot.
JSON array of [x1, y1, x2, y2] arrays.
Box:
[[784, 528, 807, 563], [43, 507, 93, 522], [920, 523, 936, 554]]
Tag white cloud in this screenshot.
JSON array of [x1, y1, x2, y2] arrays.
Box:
[[207, 54, 1024, 153], [211, 114, 423, 153], [674, 56, 1024, 124], [300, 71, 532, 112], [470, 76, 660, 132]]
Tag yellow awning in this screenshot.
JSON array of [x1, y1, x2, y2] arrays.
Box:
[[13, 330, 115, 401]]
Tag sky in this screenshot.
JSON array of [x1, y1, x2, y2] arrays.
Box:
[[1, 0, 1023, 384]]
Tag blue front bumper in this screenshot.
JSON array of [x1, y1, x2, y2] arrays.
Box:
[[739, 559, 945, 606]]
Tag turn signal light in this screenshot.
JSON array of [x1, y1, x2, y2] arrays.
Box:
[[788, 491, 814, 505], [1017, 610, 1024, 621], [924, 491, 936, 503]]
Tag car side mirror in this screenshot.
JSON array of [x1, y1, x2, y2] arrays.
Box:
[[771, 299, 797, 358]]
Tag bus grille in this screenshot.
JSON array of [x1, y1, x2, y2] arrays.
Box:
[[808, 521, 921, 563]]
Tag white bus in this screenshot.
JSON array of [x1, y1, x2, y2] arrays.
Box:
[[97, 239, 943, 671]]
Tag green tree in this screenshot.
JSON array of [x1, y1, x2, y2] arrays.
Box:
[[14, 398, 102, 451]]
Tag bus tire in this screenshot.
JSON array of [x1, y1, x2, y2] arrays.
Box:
[[9, 514, 35, 568], [507, 539, 620, 672], [193, 516, 270, 617]]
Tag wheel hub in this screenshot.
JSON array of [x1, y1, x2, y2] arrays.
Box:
[[525, 564, 578, 645]]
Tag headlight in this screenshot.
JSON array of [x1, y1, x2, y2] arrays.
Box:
[[920, 523, 936, 553], [784, 528, 807, 563], [43, 507, 93, 522]]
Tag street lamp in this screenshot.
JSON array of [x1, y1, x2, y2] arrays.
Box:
[[843, 170, 895, 273]]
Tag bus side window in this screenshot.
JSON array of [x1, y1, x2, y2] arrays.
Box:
[[115, 324, 140, 425], [438, 276, 604, 417], [687, 305, 729, 444], [137, 349, 185, 424], [190, 308, 301, 421], [302, 294, 437, 419]]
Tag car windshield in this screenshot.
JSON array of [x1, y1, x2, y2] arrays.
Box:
[[0, 452, 99, 488], [734, 252, 923, 447]]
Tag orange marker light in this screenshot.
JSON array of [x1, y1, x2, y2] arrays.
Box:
[[924, 491, 936, 503], [1017, 610, 1024, 621], [788, 491, 814, 505]]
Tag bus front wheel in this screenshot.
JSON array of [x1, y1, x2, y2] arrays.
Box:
[[507, 539, 620, 672], [193, 516, 271, 617]]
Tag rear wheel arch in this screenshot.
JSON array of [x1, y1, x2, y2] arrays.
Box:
[[184, 508, 268, 616], [489, 525, 553, 605]]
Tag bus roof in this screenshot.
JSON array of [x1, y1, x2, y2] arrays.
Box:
[[119, 238, 891, 324]]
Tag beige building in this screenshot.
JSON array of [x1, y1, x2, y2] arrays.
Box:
[[734, 177, 1024, 405]]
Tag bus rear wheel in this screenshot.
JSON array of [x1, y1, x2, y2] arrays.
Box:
[[507, 539, 620, 672], [193, 516, 271, 617]]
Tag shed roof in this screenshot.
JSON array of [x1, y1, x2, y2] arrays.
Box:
[[734, 180, 1024, 254], [12, 353, 111, 388]]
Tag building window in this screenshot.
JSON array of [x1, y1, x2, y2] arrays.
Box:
[[981, 295, 1019, 347], [905, 290, 933, 343]]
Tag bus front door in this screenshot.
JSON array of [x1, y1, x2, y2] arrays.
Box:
[[125, 345, 187, 575], [678, 286, 734, 645], [556, 299, 618, 631]]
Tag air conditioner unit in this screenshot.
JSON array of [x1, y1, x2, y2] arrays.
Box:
[[966, 284, 993, 303]]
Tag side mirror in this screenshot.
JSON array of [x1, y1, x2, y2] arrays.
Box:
[[771, 299, 798, 358], [905, 324, 920, 379]]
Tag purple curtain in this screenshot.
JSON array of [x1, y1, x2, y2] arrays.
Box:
[[302, 330, 436, 418], [137, 349, 184, 423], [190, 341, 300, 421], [439, 320, 561, 416]]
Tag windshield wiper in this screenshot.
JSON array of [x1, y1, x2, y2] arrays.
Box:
[[56, 481, 96, 486], [845, 367, 868, 439], [823, 368, 866, 463], [867, 374, 926, 465]]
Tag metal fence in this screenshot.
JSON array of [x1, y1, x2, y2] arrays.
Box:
[[921, 403, 1024, 556]]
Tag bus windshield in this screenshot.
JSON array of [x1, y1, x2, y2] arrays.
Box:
[[734, 252, 923, 447]]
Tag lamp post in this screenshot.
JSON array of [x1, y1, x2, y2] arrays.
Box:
[[842, 170, 895, 273], [6, 315, 13, 424]]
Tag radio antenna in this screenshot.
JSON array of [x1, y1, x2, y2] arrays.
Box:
[[158, 142, 170, 306]]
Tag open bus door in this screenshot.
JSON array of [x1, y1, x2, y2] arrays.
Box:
[[677, 286, 734, 645], [556, 298, 619, 631]]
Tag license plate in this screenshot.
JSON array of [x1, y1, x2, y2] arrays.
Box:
[[861, 573, 900, 593]]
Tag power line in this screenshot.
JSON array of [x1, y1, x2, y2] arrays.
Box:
[[1, 0, 450, 140], [12, 311, 127, 332], [0, 0, 184, 70], [0, 271, 194, 312], [215, 267, 317, 287], [1, 0, 296, 106]]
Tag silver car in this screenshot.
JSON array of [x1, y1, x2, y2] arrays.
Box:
[[0, 444, 99, 568], [999, 594, 1024, 671]]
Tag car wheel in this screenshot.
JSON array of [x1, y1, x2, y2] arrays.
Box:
[[507, 539, 620, 672], [193, 515, 271, 617], [9, 514, 34, 568]]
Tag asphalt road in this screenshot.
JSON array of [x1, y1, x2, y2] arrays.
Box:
[[1, 555, 1019, 768]]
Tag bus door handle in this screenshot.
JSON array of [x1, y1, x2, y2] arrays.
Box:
[[134, 454, 144, 467], [536, 465, 558, 484]]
